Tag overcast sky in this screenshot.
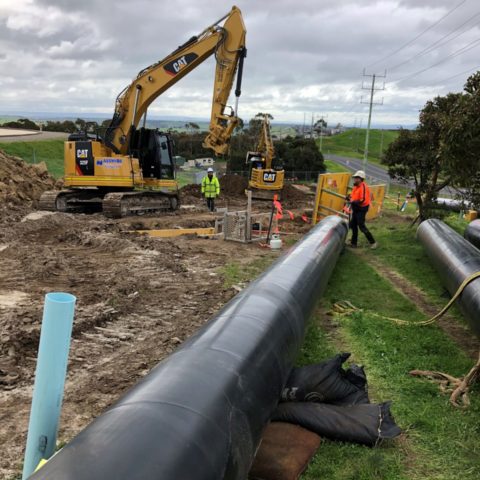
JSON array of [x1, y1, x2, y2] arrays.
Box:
[[1, 0, 479, 126]]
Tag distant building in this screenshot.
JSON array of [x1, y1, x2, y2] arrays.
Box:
[[185, 157, 215, 168], [173, 155, 186, 167]]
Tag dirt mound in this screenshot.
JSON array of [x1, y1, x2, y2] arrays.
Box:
[[282, 183, 309, 202], [220, 174, 248, 196], [179, 183, 202, 204], [0, 150, 57, 205]]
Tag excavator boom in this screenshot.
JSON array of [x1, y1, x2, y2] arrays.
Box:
[[105, 6, 246, 156]]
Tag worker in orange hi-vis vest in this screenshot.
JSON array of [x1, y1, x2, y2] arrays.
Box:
[[345, 170, 378, 249]]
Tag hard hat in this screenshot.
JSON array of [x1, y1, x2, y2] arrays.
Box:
[[353, 170, 365, 179], [207, 167, 214, 173]]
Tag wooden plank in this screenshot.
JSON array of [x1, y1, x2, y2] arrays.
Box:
[[133, 228, 216, 238]]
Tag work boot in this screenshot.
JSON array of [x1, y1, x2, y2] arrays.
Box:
[[370, 242, 378, 250]]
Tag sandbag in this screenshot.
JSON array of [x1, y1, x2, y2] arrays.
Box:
[[281, 353, 369, 405], [272, 402, 401, 446]]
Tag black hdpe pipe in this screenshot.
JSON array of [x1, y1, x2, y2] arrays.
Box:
[[30, 216, 348, 480], [464, 219, 480, 250], [417, 218, 480, 336]]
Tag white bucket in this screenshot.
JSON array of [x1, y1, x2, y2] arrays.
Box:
[[270, 234, 282, 249]]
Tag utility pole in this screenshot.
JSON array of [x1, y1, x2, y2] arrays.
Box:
[[310, 113, 315, 139], [318, 114, 328, 152], [379, 129, 384, 157], [302, 112, 306, 137], [361, 69, 386, 174]]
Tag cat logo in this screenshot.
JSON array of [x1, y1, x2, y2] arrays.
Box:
[[263, 172, 277, 183], [173, 56, 187, 73], [77, 149, 89, 159], [164, 53, 199, 76]]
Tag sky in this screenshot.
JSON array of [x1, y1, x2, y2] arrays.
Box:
[[1, 0, 479, 126]]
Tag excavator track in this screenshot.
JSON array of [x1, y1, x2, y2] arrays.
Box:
[[38, 190, 68, 212], [39, 189, 105, 214], [102, 191, 179, 218]]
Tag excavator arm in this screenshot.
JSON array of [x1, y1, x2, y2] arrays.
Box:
[[256, 115, 275, 169], [105, 6, 246, 156]]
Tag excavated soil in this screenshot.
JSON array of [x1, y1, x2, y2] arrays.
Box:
[[0, 150, 58, 206], [0, 152, 313, 478], [0, 186, 311, 478]]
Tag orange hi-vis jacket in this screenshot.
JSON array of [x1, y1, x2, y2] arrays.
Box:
[[350, 182, 371, 208]]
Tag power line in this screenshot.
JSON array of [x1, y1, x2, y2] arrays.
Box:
[[424, 63, 480, 86], [367, 0, 468, 68], [388, 11, 480, 71], [392, 35, 480, 84]]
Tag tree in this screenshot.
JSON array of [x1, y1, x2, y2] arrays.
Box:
[[442, 72, 480, 205], [313, 118, 327, 134], [275, 137, 325, 173], [185, 122, 200, 155], [2, 118, 40, 130], [383, 129, 443, 220], [383, 89, 464, 220]]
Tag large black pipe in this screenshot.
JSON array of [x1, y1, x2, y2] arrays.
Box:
[[464, 219, 480, 250], [30, 216, 348, 480], [417, 218, 480, 336]]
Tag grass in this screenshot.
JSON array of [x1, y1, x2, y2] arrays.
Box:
[[324, 159, 350, 173], [319, 129, 399, 166], [222, 211, 480, 480], [0, 139, 64, 178], [222, 256, 277, 289], [302, 247, 480, 480]]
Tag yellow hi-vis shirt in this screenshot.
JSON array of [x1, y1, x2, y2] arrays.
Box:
[[201, 175, 220, 198]]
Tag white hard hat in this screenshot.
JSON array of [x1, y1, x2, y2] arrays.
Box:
[[353, 170, 365, 179], [207, 167, 214, 173]]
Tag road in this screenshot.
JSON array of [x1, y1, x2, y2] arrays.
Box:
[[0, 131, 68, 143], [325, 154, 393, 184], [325, 153, 459, 197]]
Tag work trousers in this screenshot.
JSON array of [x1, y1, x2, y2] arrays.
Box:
[[350, 207, 375, 245], [206, 197, 215, 212]]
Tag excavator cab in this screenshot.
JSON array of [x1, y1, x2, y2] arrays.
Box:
[[130, 128, 176, 181]]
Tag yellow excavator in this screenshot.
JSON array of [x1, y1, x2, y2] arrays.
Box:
[[40, 6, 246, 217], [246, 114, 285, 199]]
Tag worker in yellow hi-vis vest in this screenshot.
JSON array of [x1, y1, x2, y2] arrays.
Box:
[[201, 167, 220, 212]]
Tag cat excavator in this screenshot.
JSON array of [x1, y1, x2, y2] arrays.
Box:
[[246, 114, 285, 200], [40, 6, 246, 217]]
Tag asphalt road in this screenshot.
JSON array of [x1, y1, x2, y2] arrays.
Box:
[[0, 131, 68, 142], [325, 154, 393, 184], [325, 153, 460, 197]]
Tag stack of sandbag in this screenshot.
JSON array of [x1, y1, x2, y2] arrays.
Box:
[[272, 353, 401, 445]]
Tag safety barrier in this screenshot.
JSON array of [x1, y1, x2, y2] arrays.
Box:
[[312, 173, 386, 224], [30, 216, 348, 480]]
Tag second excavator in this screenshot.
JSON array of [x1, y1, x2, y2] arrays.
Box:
[[40, 6, 246, 217], [246, 114, 285, 200]]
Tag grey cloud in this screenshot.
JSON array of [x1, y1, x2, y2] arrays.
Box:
[[1, 0, 480, 126]]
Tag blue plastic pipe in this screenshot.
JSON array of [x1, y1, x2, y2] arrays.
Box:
[[22, 292, 76, 480]]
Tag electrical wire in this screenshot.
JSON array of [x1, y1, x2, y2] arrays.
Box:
[[392, 35, 480, 84], [367, 0, 468, 68], [388, 12, 480, 71], [423, 63, 480, 86]]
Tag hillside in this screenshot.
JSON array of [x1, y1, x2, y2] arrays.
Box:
[[318, 128, 399, 166]]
